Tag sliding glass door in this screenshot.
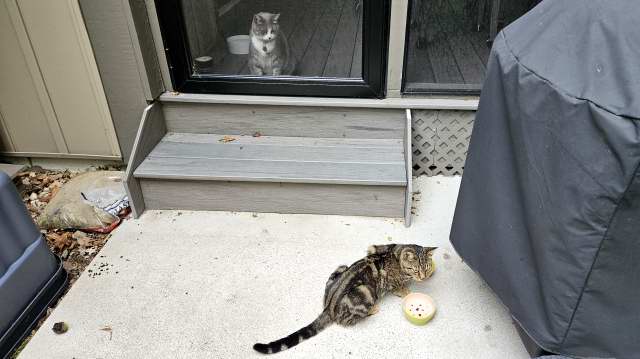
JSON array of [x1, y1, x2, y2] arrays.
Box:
[[403, 0, 540, 95], [156, 0, 389, 97]]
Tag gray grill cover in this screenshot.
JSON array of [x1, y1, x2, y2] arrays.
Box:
[[450, 1, 640, 358], [0, 172, 57, 336]]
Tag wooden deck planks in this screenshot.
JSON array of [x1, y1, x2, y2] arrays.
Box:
[[212, 53, 246, 74], [135, 156, 406, 186], [162, 102, 406, 139], [424, 1, 464, 84], [141, 179, 405, 217], [404, 0, 492, 89], [467, 31, 491, 64], [284, 0, 324, 73], [323, 0, 360, 78], [436, 0, 486, 84], [404, 20, 436, 84], [149, 133, 404, 163], [296, 0, 345, 76]]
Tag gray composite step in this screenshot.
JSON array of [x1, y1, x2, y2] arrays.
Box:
[[133, 133, 407, 186]]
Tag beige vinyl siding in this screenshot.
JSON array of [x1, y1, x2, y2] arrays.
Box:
[[0, 0, 61, 153], [0, 0, 121, 159]]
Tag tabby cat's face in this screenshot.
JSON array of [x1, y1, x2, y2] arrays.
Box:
[[252, 12, 281, 42], [398, 246, 436, 281]]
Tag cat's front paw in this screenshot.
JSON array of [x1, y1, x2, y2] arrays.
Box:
[[393, 287, 411, 298]]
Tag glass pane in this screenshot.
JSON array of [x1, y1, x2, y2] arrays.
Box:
[[404, 0, 540, 93], [180, 0, 363, 79]]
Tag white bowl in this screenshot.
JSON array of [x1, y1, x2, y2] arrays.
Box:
[[226, 35, 250, 55]]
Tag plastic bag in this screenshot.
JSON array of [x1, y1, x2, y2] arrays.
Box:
[[37, 171, 129, 232]]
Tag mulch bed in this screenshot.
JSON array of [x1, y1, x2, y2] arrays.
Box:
[[14, 167, 113, 285], [9, 166, 122, 357]]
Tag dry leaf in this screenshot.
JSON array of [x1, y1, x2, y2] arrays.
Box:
[[72, 231, 93, 247], [219, 136, 237, 143], [48, 232, 73, 250], [252, 132, 262, 138], [100, 325, 113, 340]]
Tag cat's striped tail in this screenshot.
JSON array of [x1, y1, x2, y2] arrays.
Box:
[[253, 310, 332, 354]]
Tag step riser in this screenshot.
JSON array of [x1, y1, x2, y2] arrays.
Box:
[[162, 103, 405, 139], [140, 179, 406, 217]]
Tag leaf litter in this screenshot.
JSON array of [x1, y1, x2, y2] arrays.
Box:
[[9, 166, 122, 358]]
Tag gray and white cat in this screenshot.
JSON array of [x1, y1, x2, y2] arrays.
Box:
[[248, 12, 295, 76]]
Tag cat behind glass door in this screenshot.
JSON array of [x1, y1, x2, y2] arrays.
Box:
[[248, 12, 296, 76]]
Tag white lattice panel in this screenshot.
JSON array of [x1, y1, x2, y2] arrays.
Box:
[[412, 110, 475, 176]]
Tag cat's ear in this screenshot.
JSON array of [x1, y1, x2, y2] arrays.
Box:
[[423, 247, 437, 258], [254, 14, 264, 24], [272, 13, 281, 23]]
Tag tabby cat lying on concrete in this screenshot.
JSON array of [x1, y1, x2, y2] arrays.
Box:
[[253, 244, 437, 354]]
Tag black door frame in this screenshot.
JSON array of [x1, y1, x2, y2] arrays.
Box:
[[155, 0, 390, 98]]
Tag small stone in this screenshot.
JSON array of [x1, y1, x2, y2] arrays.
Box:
[[29, 193, 38, 201], [52, 322, 69, 334]]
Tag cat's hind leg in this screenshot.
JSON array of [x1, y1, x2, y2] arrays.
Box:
[[324, 265, 348, 304], [328, 265, 348, 283], [335, 285, 378, 326]]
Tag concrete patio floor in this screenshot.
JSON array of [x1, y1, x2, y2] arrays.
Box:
[[20, 176, 529, 359]]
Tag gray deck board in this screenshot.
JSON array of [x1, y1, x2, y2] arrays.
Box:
[[161, 133, 403, 147], [124, 103, 166, 218], [149, 133, 404, 163], [135, 155, 406, 186], [140, 179, 405, 217], [162, 103, 406, 139]]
